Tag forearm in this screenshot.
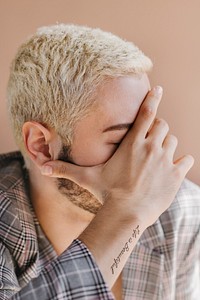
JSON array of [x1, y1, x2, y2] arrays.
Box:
[[79, 200, 146, 288]]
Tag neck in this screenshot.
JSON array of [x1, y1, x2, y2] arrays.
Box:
[[28, 165, 95, 255]]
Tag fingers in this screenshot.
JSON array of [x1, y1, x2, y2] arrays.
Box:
[[130, 86, 163, 139], [163, 134, 178, 160], [174, 155, 194, 179], [147, 118, 169, 146]]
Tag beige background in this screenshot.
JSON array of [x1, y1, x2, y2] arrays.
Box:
[[0, 0, 199, 184]]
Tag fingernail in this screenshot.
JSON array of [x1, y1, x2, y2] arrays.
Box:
[[41, 165, 52, 175], [153, 86, 163, 96]]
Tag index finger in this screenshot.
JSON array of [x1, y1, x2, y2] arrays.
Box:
[[130, 86, 163, 139]]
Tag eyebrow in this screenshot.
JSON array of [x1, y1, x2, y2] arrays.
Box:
[[103, 123, 133, 133]]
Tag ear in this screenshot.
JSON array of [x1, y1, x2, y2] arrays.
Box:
[[22, 121, 55, 167]]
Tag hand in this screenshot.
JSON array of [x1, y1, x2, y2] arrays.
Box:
[[41, 86, 194, 228]]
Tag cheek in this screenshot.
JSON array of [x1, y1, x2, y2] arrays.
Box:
[[71, 143, 116, 167]]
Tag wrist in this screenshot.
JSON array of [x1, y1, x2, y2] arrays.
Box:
[[78, 199, 147, 288], [102, 194, 149, 231]]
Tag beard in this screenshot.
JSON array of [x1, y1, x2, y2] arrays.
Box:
[[56, 145, 102, 214]]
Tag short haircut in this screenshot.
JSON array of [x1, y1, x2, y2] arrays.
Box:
[[7, 24, 152, 152]]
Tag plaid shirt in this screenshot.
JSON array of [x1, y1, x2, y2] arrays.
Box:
[[0, 152, 199, 299]]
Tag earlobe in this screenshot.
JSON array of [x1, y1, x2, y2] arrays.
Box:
[[22, 121, 53, 167]]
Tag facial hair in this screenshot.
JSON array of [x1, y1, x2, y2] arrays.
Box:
[[56, 145, 102, 214]]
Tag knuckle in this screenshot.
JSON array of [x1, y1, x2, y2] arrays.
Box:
[[79, 167, 96, 187], [145, 140, 159, 154], [141, 105, 154, 118], [59, 164, 68, 176], [155, 118, 169, 131]]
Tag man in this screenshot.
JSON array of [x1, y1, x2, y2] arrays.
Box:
[[0, 24, 199, 299]]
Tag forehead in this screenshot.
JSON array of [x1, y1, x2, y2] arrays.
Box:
[[74, 74, 150, 135], [94, 74, 150, 127]]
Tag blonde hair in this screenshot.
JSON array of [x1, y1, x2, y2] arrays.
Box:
[[7, 24, 152, 151]]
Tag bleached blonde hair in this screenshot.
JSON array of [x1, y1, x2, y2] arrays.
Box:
[[7, 24, 152, 152]]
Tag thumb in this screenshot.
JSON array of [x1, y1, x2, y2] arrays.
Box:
[[40, 160, 100, 188]]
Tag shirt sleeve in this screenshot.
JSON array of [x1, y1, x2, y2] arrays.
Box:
[[0, 239, 114, 300]]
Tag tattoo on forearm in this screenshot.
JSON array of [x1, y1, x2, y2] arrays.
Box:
[[111, 225, 140, 275]]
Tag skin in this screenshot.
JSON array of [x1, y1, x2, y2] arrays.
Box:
[[55, 74, 151, 214], [23, 73, 194, 298], [70, 74, 150, 166], [24, 74, 150, 253]]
